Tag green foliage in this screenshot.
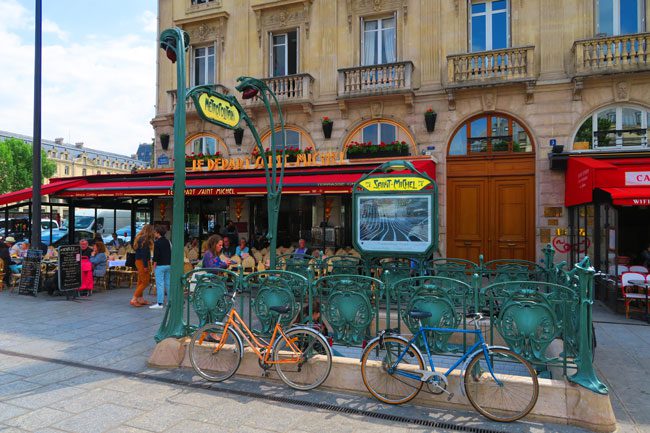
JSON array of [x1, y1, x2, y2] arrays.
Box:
[[0, 137, 57, 194]]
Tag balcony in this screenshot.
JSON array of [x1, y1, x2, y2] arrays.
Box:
[[244, 74, 314, 112], [573, 33, 650, 77], [446, 46, 535, 87], [165, 84, 230, 115], [337, 61, 414, 98]]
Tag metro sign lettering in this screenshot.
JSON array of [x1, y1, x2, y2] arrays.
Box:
[[625, 171, 650, 185]]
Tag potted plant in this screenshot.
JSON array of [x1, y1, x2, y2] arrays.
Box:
[[346, 140, 410, 159], [252, 146, 314, 163], [424, 108, 436, 133], [160, 133, 170, 151], [321, 116, 333, 139], [234, 127, 244, 145], [184, 152, 223, 167]]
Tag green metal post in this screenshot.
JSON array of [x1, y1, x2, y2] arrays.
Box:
[[156, 28, 190, 342], [568, 256, 608, 394]]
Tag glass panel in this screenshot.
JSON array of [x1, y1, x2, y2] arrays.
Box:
[[383, 17, 395, 28], [192, 138, 201, 154], [492, 0, 507, 11], [471, 15, 487, 51], [194, 48, 205, 85], [206, 47, 215, 85], [288, 31, 298, 75], [272, 131, 284, 149], [472, 2, 486, 13], [380, 123, 396, 144], [362, 124, 378, 144], [597, 0, 614, 36], [204, 137, 217, 155], [513, 122, 532, 152], [470, 117, 488, 137], [449, 125, 468, 156], [382, 26, 396, 63], [492, 11, 508, 49], [621, 108, 642, 129], [363, 21, 378, 65], [470, 138, 488, 153], [596, 109, 617, 147], [620, 0, 640, 35], [574, 117, 594, 149], [272, 34, 286, 77], [491, 117, 510, 152], [286, 130, 301, 147]]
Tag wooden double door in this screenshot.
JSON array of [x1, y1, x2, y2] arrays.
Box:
[[447, 156, 535, 263]]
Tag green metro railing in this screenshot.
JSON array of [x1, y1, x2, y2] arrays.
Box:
[[177, 245, 606, 394]]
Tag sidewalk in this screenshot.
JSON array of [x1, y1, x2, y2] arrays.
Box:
[[0, 288, 646, 432]]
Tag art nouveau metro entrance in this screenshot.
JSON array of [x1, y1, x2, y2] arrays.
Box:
[[446, 114, 536, 262]]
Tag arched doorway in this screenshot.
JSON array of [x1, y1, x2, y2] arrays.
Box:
[[446, 113, 535, 262]]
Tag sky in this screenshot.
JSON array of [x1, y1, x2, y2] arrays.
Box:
[[0, 0, 157, 157]]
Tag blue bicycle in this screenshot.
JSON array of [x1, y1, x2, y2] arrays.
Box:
[[360, 312, 539, 422]]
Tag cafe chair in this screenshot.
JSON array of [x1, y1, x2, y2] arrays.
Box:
[[621, 272, 649, 319], [94, 274, 108, 292], [241, 255, 256, 274]]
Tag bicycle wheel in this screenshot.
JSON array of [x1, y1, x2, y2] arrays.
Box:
[[272, 327, 332, 390], [360, 336, 424, 405], [464, 347, 539, 422], [189, 323, 242, 382]]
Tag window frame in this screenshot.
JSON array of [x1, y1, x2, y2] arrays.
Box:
[[269, 29, 299, 77], [469, 0, 510, 52], [360, 13, 397, 66], [190, 43, 216, 86], [574, 105, 649, 150], [361, 122, 397, 145], [447, 113, 534, 157], [595, 0, 646, 36]]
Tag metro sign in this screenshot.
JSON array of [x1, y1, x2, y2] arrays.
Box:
[[625, 171, 650, 185]]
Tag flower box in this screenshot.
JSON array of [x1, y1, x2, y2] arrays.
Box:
[[345, 141, 410, 159]]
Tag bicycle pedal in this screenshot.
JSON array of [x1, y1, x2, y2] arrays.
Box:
[[447, 392, 454, 402]]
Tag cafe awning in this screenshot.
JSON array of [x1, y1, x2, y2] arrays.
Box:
[[565, 157, 650, 206], [54, 158, 437, 199], [0, 179, 87, 206]]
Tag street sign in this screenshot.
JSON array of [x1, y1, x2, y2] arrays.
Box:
[[550, 138, 557, 146], [157, 155, 170, 166], [191, 91, 240, 129], [352, 161, 438, 258]]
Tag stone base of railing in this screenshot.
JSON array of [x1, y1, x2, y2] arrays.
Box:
[[149, 338, 616, 432]]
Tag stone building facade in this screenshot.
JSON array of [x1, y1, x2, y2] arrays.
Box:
[[151, 0, 650, 263]]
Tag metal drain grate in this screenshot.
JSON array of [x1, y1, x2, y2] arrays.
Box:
[[0, 348, 503, 433]]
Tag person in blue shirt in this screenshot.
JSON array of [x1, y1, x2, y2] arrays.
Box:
[[235, 238, 250, 257]]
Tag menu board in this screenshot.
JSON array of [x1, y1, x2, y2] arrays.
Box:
[[18, 249, 42, 297], [58, 245, 81, 293]]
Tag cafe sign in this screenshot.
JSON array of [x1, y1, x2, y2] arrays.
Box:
[[189, 151, 346, 171], [625, 171, 650, 186], [191, 92, 240, 129], [359, 176, 431, 192]]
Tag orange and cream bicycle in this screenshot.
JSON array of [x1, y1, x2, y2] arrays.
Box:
[[189, 292, 332, 390]]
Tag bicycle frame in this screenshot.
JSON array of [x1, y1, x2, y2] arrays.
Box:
[[204, 307, 304, 365], [390, 326, 501, 385]]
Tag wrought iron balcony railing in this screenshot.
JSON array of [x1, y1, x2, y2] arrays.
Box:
[[446, 46, 535, 86], [244, 73, 314, 105], [337, 61, 414, 97], [573, 32, 650, 76]]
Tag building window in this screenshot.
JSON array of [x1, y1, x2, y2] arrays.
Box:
[[192, 0, 215, 4], [266, 129, 301, 150], [448, 114, 533, 156], [344, 119, 414, 156], [193, 46, 215, 86], [82, 168, 87, 176], [362, 122, 396, 145], [185, 134, 227, 157], [470, 0, 509, 52], [596, 0, 645, 36], [64, 166, 69, 175], [362, 16, 396, 65], [573, 106, 649, 150], [270, 30, 298, 77]]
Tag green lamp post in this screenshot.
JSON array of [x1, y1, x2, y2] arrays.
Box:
[[155, 27, 287, 342]]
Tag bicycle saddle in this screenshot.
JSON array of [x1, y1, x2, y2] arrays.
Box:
[[270, 305, 291, 314], [409, 310, 432, 319]]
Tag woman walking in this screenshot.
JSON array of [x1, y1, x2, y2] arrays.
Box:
[[130, 224, 155, 307]]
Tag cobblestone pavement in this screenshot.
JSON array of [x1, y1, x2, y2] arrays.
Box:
[[0, 288, 646, 433]]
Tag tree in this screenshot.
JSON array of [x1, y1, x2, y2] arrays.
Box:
[[0, 137, 57, 194]]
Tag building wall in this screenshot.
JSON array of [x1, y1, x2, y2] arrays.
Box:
[[152, 0, 650, 260]]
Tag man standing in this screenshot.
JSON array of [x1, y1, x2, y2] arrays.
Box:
[[151, 225, 171, 309]]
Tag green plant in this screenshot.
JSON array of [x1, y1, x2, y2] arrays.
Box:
[[425, 108, 435, 118], [321, 116, 333, 125]]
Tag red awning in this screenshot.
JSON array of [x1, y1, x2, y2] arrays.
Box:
[[566, 157, 650, 206], [600, 187, 650, 206], [0, 179, 87, 206], [56, 159, 437, 198]]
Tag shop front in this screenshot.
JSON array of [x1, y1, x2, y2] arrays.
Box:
[[565, 156, 650, 308]]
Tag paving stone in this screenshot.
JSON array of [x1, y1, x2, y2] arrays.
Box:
[[3, 407, 71, 431], [0, 403, 28, 423], [124, 403, 200, 432], [0, 380, 43, 402], [53, 388, 128, 414], [6, 383, 87, 410], [52, 403, 143, 433]]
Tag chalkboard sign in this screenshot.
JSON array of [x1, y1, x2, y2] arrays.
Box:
[[18, 249, 43, 297], [58, 245, 81, 293]]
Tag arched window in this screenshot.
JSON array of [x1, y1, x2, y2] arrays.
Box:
[[184, 134, 228, 157], [573, 105, 650, 150], [344, 120, 415, 156], [261, 126, 314, 151], [448, 114, 533, 156]]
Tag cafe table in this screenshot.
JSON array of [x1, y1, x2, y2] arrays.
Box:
[[627, 279, 650, 323]]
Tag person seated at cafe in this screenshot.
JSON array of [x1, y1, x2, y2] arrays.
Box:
[[108, 233, 123, 249], [0, 239, 14, 286], [7, 237, 20, 257], [18, 242, 29, 259], [184, 237, 199, 261], [79, 239, 93, 258], [235, 238, 250, 258], [202, 235, 230, 269], [90, 242, 108, 278], [294, 238, 309, 256], [44, 245, 58, 260], [222, 236, 236, 258]]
